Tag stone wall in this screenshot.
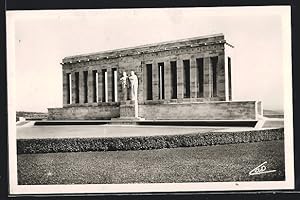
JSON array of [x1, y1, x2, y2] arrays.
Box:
[[138, 101, 261, 120], [48, 104, 120, 120], [48, 101, 261, 120], [16, 111, 48, 121]]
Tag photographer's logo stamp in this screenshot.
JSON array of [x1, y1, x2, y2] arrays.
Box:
[[249, 161, 276, 176]]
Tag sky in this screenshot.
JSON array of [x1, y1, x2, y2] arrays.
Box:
[[7, 7, 291, 112]]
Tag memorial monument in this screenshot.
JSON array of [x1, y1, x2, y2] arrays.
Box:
[[48, 33, 263, 121], [118, 70, 140, 120]]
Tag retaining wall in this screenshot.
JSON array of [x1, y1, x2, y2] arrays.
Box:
[[48, 104, 120, 120], [139, 101, 261, 120], [48, 101, 262, 120]]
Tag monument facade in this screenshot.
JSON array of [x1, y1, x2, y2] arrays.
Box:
[[48, 33, 263, 120]]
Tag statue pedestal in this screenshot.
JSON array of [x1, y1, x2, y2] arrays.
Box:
[[120, 101, 137, 119], [114, 100, 144, 121]]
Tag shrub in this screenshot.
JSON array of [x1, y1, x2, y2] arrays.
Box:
[[17, 128, 284, 154]]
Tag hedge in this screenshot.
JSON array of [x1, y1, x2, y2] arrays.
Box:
[[17, 128, 284, 154]]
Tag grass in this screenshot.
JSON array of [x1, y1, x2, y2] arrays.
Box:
[[17, 140, 284, 185]]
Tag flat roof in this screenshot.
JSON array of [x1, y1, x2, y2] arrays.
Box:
[[62, 33, 228, 63]]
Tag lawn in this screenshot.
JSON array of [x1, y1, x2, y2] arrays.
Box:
[[17, 140, 284, 185]]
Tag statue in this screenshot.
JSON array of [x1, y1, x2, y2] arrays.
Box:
[[120, 71, 128, 89], [120, 72, 128, 101], [117, 70, 143, 120], [128, 71, 138, 101]]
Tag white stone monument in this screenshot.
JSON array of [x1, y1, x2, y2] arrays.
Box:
[[128, 71, 138, 101], [116, 70, 143, 120]]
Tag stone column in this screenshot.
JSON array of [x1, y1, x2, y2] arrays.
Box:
[[68, 73, 72, 104], [164, 61, 171, 100], [152, 60, 159, 100], [95, 71, 99, 102], [137, 65, 143, 103], [177, 58, 184, 100], [107, 68, 113, 102], [79, 71, 85, 104], [203, 57, 212, 98], [113, 69, 118, 102], [104, 70, 108, 102], [87, 70, 93, 103], [117, 71, 122, 102], [190, 56, 197, 98], [62, 71, 68, 106], [158, 64, 163, 99], [142, 63, 147, 101], [217, 54, 225, 99], [228, 57, 232, 101], [71, 72, 78, 104], [98, 69, 108, 102], [98, 69, 103, 102]]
